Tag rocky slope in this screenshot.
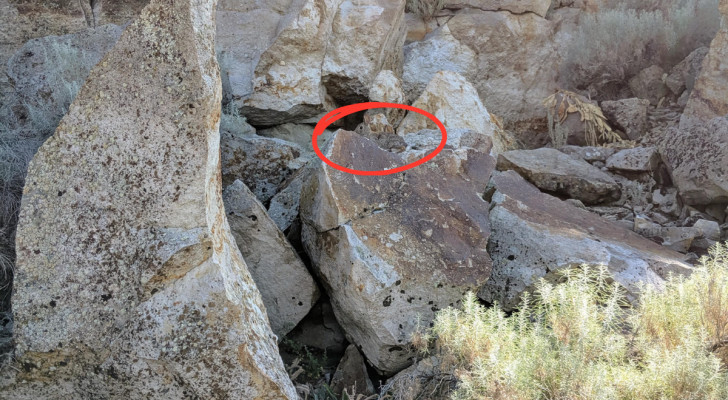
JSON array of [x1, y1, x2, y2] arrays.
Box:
[[0, 0, 726, 398]]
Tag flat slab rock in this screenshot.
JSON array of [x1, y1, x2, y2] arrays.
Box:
[[1, 1, 296, 398], [301, 130, 494, 374], [481, 171, 692, 310], [223, 180, 319, 337], [497, 148, 621, 205]]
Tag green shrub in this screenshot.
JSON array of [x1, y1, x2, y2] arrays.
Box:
[[416, 243, 728, 400], [562, 0, 720, 99]]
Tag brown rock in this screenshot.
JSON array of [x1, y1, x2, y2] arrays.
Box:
[[628, 65, 669, 106], [600, 98, 649, 141], [330, 345, 375, 397], [301, 130, 494, 374]]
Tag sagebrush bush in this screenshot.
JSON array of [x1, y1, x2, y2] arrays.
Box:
[[416, 243, 728, 400], [562, 0, 720, 99]]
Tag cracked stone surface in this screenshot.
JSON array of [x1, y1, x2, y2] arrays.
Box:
[[300, 129, 494, 374], [1, 0, 296, 397], [482, 171, 692, 310]]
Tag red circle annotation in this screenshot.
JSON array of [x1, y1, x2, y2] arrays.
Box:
[[311, 102, 447, 176]]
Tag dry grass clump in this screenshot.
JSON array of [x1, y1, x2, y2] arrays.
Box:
[[415, 243, 728, 400], [543, 90, 622, 147], [406, 0, 447, 20]]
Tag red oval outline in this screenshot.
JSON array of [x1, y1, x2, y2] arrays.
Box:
[[312, 102, 447, 176]]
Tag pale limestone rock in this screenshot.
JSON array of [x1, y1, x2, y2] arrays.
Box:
[[681, 0, 728, 127], [497, 148, 621, 205], [223, 180, 319, 337], [2, 1, 296, 397], [322, 0, 406, 103], [216, 0, 294, 103], [444, 0, 553, 17], [397, 71, 496, 149], [482, 171, 692, 310], [241, 0, 344, 125], [369, 69, 407, 125], [301, 130, 494, 374], [401, 25, 477, 102]]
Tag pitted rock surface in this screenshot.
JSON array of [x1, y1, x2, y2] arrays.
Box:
[[2, 0, 296, 398], [482, 171, 692, 310], [300, 130, 494, 374]]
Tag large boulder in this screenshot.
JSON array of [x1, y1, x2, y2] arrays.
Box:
[[240, 0, 343, 125], [321, 0, 406, 104], [446, 10, 559, 142], [658, 117, 728, 205], [401, 25, 477, 103], [481, 171, 692, 310], [223, 180, 319, 337], [397, 71, 496, 147], [681, 0, 728, 127], [301, 130, 494, 374], [444, 0, 552, 17], [216, 0, 295, 104], [1, 1, 296, 397], [600, 98, 649, 141], [496, 148, 621, 204]]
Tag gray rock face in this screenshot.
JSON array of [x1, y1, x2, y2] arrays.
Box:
[[223, 180, 319, 337], [221, 131, 310, 203], [658, 117, 728, 205], [628, 65, 669, 105], [496, 148, 621, 205], [481, 171, 692, 310], [559, 145, 617, 163], [301, 130, 494, 374], [665, 47, 709, 96], [1, 1, 296, 397], [330, 345, 375, 397], [600, 98, 649, 141], [606, 147, 660, 174]]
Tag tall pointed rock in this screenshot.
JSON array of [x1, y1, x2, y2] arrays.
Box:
[[1, 0, 296, 398]]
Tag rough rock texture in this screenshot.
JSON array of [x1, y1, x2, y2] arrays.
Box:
[[221, 131, 310, 203], [241, 0, 343, 125], [356, 113, 407, 153], [658, 117, 728, 205], [397, 71, 496, 143], [665, 47, 709, 96], [444, 0, 552, 17], [223, 180, 319, 336], [369, 69, 407, 125], [322, 0, 406, 104], [0, 0, 147, 102], [482, 171, 692, 310], [268, 165, 315, 232], [216, 0, 294, 104], [301, 130, 494, 374], [600, 98, 649, 141], [496, 148, 621, 205], [628, 65, 669, 105], [330, 345, 375, 397], [401, 25, 477, 103], [681, 0, 728, 127], [606, 147, 660, 174], [447, 10, 559, 141], [1, 1, 296, 398], [559, 145, 617, 163]]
